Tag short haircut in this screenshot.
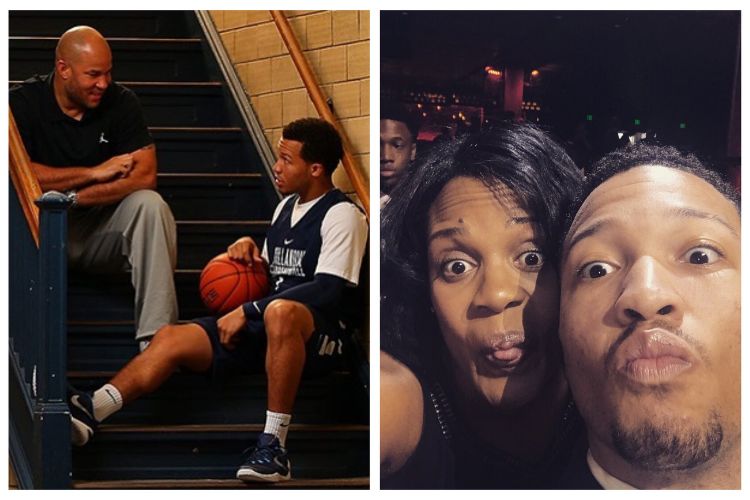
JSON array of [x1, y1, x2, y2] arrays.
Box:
[[561, 143, 741, 257], [381, 123, 582, 368], [282, 118, 343, 175], [381, 101, 420, 141]]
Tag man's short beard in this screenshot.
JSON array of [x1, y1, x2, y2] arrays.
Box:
[[611, 411, 723, 471]]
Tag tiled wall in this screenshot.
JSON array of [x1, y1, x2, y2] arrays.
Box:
[[209, 10, 370, 197]]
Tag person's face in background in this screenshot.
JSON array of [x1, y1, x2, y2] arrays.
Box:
[[427, 176, 560, 411], [560, 166, 740, 477], [380, 119, 416, 195]]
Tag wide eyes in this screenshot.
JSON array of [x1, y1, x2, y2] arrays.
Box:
[[518, 251, 544, 270], [440, 258, 476, 281], [438, 250, 544, 282], [576, 245, 723, 281], [681, 246, 721, 265], [578, 262, 616, 280]]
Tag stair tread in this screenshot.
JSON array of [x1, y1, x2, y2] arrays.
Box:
[[67, 369, 353, 378], [97, 423, 368, 433], [176, 219, 270, 225], [150, 126, 242, 132], [72, 477, 369, 489], [11, 80, 223, 87], [158, 172, 262, 178], [11, 36, 202, 43]]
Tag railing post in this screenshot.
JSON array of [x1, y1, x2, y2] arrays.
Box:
[[32, 191, 72, 489]]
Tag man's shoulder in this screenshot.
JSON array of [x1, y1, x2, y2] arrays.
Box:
[[10, 74, 54, 125], [325, 198, 366, 222], [10, 74, 50, 104], [10, 73, 49, 91], [100, 81, 141, 110], [325, 193, 367, 225]]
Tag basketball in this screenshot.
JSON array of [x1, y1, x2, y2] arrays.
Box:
[[199, 253, 270, 314]]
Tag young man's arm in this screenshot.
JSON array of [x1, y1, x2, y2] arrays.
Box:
[[218, 201, 368, 348]]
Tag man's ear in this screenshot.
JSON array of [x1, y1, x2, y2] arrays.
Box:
[[56, 59, 71, 79], [310, 162, 326, 178], [409, 142, 417, 162]]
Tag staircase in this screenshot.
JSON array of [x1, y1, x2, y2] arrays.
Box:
[[9, 10, 369, 489]]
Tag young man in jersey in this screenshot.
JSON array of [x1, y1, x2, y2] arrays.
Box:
[[68, 118, 369, 483]]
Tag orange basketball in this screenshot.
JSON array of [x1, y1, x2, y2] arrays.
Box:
[[199, 253, 270, 314]]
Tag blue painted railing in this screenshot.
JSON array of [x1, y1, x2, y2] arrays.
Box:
[[9, 188, 72, 489]]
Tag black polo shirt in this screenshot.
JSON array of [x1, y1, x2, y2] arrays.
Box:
[[9, 71, 152, 168]]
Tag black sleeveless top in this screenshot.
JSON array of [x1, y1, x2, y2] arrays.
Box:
[[381, 366, 588, 489]]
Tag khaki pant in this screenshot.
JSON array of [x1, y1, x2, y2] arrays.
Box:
[[67, 189, 178, 342]]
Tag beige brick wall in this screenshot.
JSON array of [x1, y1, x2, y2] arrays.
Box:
[[210, 10, 370, 199]]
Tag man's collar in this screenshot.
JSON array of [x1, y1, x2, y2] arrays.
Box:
[[43, 70, 107, 123], [42, 71, 67, 122], [587, 449, 638, 490]]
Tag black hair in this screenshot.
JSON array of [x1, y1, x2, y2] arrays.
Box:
[[282, 118, 343, 175], [381, 123, 583, 370], [560, 143, 741, 259], [380, 101, 420, 140]]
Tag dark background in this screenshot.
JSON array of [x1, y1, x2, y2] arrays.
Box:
[[381, 11, 740, 179]]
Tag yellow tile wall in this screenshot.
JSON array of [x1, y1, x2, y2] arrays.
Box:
[[209, 10, 370, 198]]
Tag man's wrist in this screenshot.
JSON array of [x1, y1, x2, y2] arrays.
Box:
[[242, 301, 262, 321], [65, 189, 79, 207]]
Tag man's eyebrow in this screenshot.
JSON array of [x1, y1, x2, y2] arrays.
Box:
[[669, 207, 739, 237], [566, 219, 609, 254], [566, 206, 739, 253], [428, 226, 464, 245]]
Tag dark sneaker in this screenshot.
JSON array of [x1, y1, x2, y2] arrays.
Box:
[[236, 433, 291, 483], [68, 385, 97, 446]]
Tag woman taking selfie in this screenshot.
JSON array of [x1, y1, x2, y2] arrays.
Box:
[[381, 123, 584, 488]]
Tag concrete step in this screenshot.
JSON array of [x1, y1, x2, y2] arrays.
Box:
[[73, 476, 369, 489], [67, 370, 367, 425], [10, 37, 211, 82], [72, 423, 370, 481], [156, 173, 273, 221], [9, 10, 199, 38]]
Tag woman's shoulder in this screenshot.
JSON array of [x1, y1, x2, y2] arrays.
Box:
[[380, 352, 425, 474]]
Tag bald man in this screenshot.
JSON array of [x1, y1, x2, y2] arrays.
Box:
[[10, 26, 178, 350]]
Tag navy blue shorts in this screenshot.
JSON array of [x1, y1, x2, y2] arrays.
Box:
[[190, 305, 347, 382]]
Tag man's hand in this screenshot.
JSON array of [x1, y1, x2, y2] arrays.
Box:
[[217, 305, 248, 350], [90, 154, 134, 183], [76, 145, 156, 206], [227, 236, 264, 265]]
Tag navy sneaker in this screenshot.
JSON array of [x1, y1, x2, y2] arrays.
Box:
[[236, 433, 291, 482], [68, 385, 97, 446]]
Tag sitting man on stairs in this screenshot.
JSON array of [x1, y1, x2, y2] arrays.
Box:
[[68, 117, 369, 483], [9, 25, 178, 351]]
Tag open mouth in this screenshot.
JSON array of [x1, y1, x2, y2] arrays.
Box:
[[478, 332, 535, 374]]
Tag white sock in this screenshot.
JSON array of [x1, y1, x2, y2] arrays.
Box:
[[264, 410, 291, 447], [92, 384, 123, 422]]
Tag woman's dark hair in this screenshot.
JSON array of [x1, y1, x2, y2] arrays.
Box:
[[381, 123, 583, 371]]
